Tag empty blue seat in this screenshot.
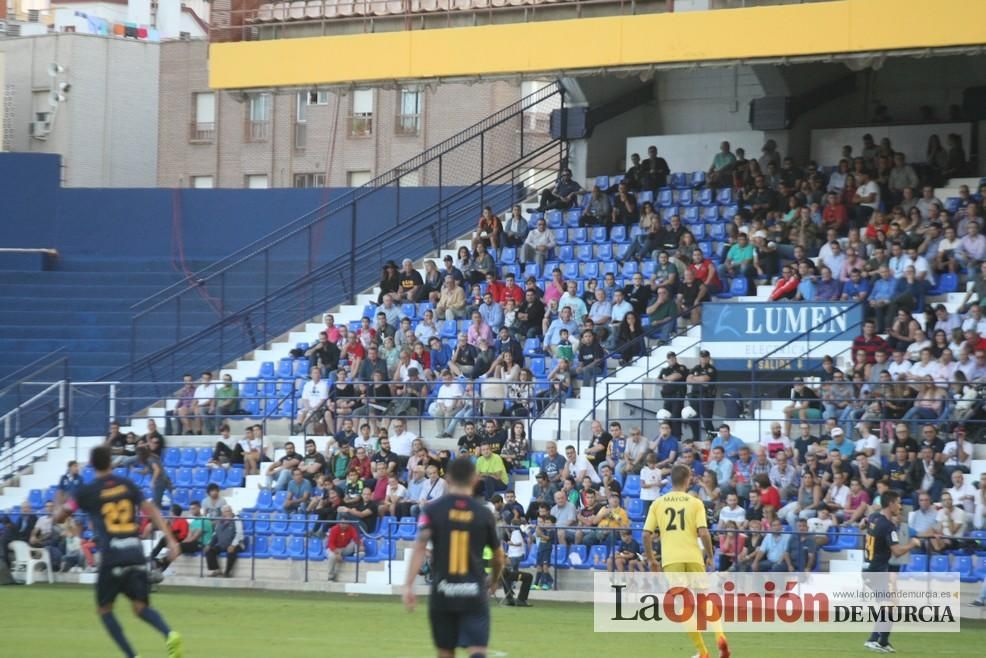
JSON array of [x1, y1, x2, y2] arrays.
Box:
[[500, 247, 517, 264], [670, 172, 688, 189], [690, 171, 706, 187], [614, 243, 630, 260], [562, 262, 579, 279], [690, 223, 706, 240], [678, 189, 695, 206], [590, 226, 608, 244], [582, 262, 599, 279], [401, 303, 417, 320], [609, 174, 623, 189], [660, 206, 678, 221], [190, 487, 206, 503], [417, 302, 435, 318], [589, 544, 610, 569], [527, 211, 543, 227], [270, 513, 289, 535], [623, 475, 641, 497], [682, 206, 700, 223], [729, 278, 749, 296], [656, 188, 674, 207], [440, 320, 457, 338], [637, 190, 654, 204], [596, 243, 614, 261], [621, 261, 638, 276], [397, 517, 418, 541], [254, 512, 271, 534], [196, 447, 212, 465], [82, 466, 96, 484], [701, 206, 719, 222], [287, 535, 307, 560], [252, 536, 271, 559], [707, 223, 726, 240], [171, 488, 190, 509], [277, 358, 294, 378], [190, 468, 209, 488], [519, 544, 536, 569], [565, 210, 581, 227], [272, 490, 288, 509], [289, 513, 308, 535], [180, 448, 197, 467], [626, 497, 645, 521], [570, 228, 588, 244], [600, 260, 618, 276], [523, 338, 541, 356], [929, 272, 958, 295], [836, 529, 861, 550], [307, 537, 326, 561], [258, 361, 275, 378], [358, 537, 380, 563], [902, 553, 928, 572], [558, 245, 574, 261], [27, 489, 44, 510], [698, 241, 713, 259], [929, 555, 950, 573], [576, 244, 594, 262], [545, 210, 563, 228], [609, 226, 628, 243], [717, 188, 734, 204], [163, 448, 181, 467], [361, 303, 377, 319], [640, 261, 657, 279], [721, 204, 739, 218], [530, 357, 546, 378], [552, 544, 570, 567], [697, 188, 714, 206], [953, 555, 978, 582], [270, 536, 289, 559], [255, 489, 274, 511], [553, 228, 568, 245], [175, 468, 193, 488]]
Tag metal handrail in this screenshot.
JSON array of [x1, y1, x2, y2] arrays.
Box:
[[130, 83, 563, 312]]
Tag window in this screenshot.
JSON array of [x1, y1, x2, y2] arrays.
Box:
[[395, 87, 422, 136], [348, 89, 373, 137], [293, 173, 327, 188], [245, 174, 269, 189], [294, 93, 308, 151], [190, 92, 215, 142], [245, 92, 271, 142], [307, 90, 329, 105], [190, 176, 214, 189], [347, 170, 372, 187]]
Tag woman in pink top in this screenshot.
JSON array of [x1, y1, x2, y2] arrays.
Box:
[[844, 478, 871, 526], [466, 311, 492, 347], [543, 268, 565, 305]]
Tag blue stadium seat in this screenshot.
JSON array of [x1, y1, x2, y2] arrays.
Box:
[[171, 489, 190, 509], [272, 491, 288, 509], [571, 228, 589, 244], [953, 555, 978, 582], [621, 261, 638, 276], [440, 320, 457, 339], [527, 211, 543, 228], [594, 175, 610, 189], [289, 513, 308, 535], [398, 517, 418, 541], [597, 243, 613, 261], [252, 536, 271, 559], [546, 210, 563, 228], [553, 228, 568, 245], [529, 452, 545, 467], [609, 226, 628, 244], [500, 247, 517, 264], [270, 513, 289, 535], [690, 223, 706, 240], [678, 190, 695, 207], [902, 553, 928, 573], [640, 261, 657, 279], [307, 537, 326, 561], [401, 303, 417, 320], [558, 245, 574, 262], [277, 358, 294, 378], [565, 210, 581, 227], [622, 475, 641, 497], [287, 535, 307, 560], [660, 206, 678, 221], [609, 175, 624, 189], [698, 241, 713, 259], [590, 226, 608, 244], [523, 338, 542, 357], [929, 272, 958, 295], [27, 489, 43, 511], [417, 302, 435, 318], [552, 544, 570, 568], [254, 512, 271, 534], [670, 172, 688, 189], [530, 357, 546, 378], [180, 448, 197, 467], [570, 545, 591, 569], [501, 263, 520, 280], [295, 342, 309, 352], [82, 466, 96, 484], [359, 538, 381, 563], [190, 487, 206, 503], [519, 544, 536, 569], [697, 188, 714, 206], [588, 544, 610, 570], [717, 277, 749, 300], [270, 536, 289, 559], [196, 447, 212, 466], [637, 190, 654, 204], [582, 262, 599, 279], [717, 188, 735, 205], [576, 244, 594, 262], [945, 197, 961, 213], [707, 223, 726, 240], [600, 260, 618, 276], [258, 361, 275, 378], [836, 528, 861, 550], [562, 262, 579, 279], [929, 555, 950, 573], [701, 206, 719, 222], [656, 188, 674, 207], [690, 171, 706, 187], [721, 204, 739, 218], [682, 206, 700, 224], [626, 498, 645, 521], [175, 468, 193, 488], [163, 448, 180, 467]]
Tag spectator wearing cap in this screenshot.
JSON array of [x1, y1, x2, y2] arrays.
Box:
[[534, 167, 582, 212], [377, 261, 400, 305], [440, 254, 464, 284]]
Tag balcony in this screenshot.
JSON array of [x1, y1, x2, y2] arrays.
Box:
[[189, 122, 216, 142], [348, 114, 373, 137], [394, 113, 420, 136], [245, 119, 271, 142]]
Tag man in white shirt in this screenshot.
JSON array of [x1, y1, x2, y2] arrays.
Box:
[[759, 422, 792, 459], [563, 443, 600, 485], [906, 246, 934, 286], [427, 370, 466, 438], [824, 471, 851, 520], [946, 470, 977, 520], [522, 217, 557, 273], [936, 492, 967, 541], [941, 428, 972, 474], [296, 367, 329, 431], [853, 170, 881, 223], [718, 492, 747, 528], [853, 421, 880, 458], [192, 371, 218, 434], [916, 186, 943, 220], [389, 419, 418, 457], [886, 350, 912, 379]]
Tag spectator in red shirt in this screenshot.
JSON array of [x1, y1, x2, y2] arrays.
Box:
[[326, 521, 362, 581], [768, 265, 800, 301], [852, 320, 890, 365], [822, 191, 848, 235], [755, 474, 782, 511], [495, 273, 525, 306], [149, 504, 188, 562], [689, 248, 721, 294]]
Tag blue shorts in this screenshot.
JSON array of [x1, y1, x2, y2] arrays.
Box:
[[535, 544, 552, 566]]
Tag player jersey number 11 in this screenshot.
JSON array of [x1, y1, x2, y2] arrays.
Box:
[[449, 529, 469, 575]]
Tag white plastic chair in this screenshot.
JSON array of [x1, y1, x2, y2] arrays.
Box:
[[9, 540, 54, 585]]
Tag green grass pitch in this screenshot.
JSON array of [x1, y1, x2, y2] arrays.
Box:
[[0, 585, 983, 657]]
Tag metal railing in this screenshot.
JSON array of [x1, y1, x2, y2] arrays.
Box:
[[0, 357, 70, 479], [189, 122, 216, 142]]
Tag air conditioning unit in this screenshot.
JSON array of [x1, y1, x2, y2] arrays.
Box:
[[30, 120, 51, 138], [28, 9, 40, 22], [5, 23, 21, 37]]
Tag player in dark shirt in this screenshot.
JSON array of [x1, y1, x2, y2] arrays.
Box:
[[53, 445, 184, 658], [862, 490, 921, 654], [403, 457, 504, 658]]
